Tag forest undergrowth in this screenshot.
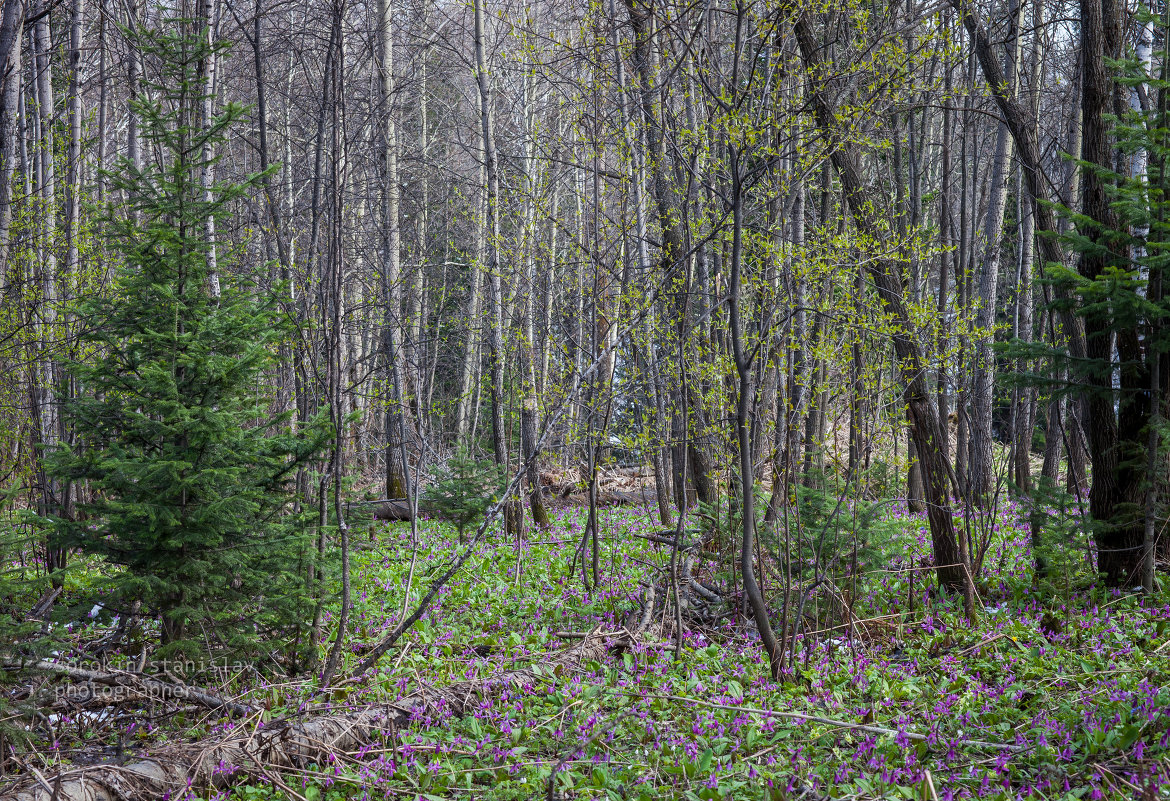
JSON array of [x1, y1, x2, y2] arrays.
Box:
[[11, 501, 1170, 801]]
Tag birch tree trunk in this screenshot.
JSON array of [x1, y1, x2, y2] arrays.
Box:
[[455, 178, 484, 447], [378, 0, 409, 500], [33, 12, 64, 577], [937, 14, 955, 453], [65, 0, 84, 287], [408, 8, 429, 434], [0, 0, 24, 285], [610, 0, 670, 523], [968, 0, 1023, 500], [1011, 0, 1045, 496], [126, 0, 144, 223], [198, 0, 220, 300], [517, 66, 548, 528]]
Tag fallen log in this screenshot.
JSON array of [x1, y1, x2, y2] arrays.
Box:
[[370, 500, 412, 521], [560, 486, 657, 508], [602, 487, 657, 506], [634, 583, 656, 635], [345, 498, 414, 522], [5, 636, 614, 801]]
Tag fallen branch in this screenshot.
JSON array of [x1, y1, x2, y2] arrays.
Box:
[[21, 660, 255, 718], [632, 529, 703, 550], [641, 694, 1022, 753], [634, 583, 656, 636], [689, 577, 723, 604], [27, 587, 62, 622]]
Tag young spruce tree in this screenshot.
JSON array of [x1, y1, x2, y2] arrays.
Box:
[[48, 18, 325, 660]]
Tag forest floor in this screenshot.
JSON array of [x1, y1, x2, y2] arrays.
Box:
[[8, 500, 1170, 800]]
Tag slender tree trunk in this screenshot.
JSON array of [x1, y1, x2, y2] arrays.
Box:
[[801, 312, 825, 487], [625, 0, 716, 509], [1012, 169, 1035, 495], [57, 0, 86, 527], [937, 19, 954, 454], [1013, 0, 1047, 497], [378, 0, 409, 500], [197, 0, 220, 300], [408, 10, 429, 435], [771, 165, 806, 521], [539, 166, 560, 400], [1041, 379, 1063, 483], [251, 0, 289, 269], [849, 267, 864, 478], [472, 0, 516, 535], [519, 68, 548, 528], [968, 0, 1023, 501], [320, 8, 349, 686], [727, 151, 782, 679], [610, 0, 670, 523], [0, 0, 22, 284], [34, 13, 64, 577], [125, 0, 143, 223], [455, 202, 484, 446], [66, 0, 85, 286]]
